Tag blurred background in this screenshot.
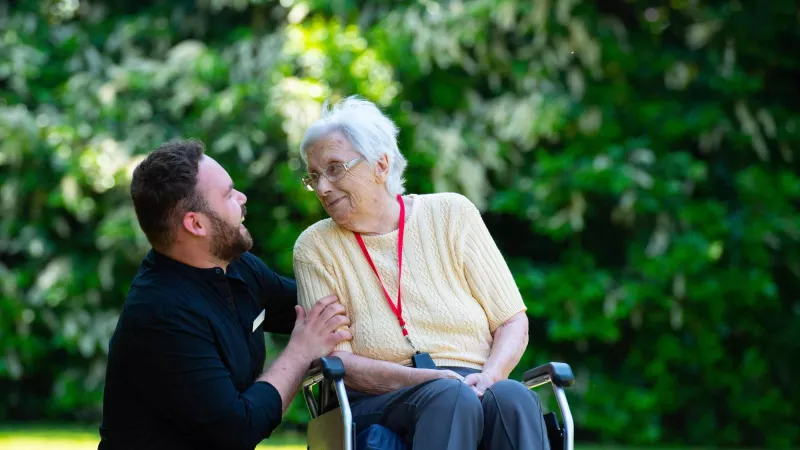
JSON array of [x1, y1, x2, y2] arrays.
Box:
[[1, 0, 799, 448]]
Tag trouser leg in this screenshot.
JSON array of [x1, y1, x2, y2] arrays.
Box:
[[350, 378, 484, 450], [479, 380, 551, 450]]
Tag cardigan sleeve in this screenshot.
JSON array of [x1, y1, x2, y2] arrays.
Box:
[[293, 239, 354, 353]]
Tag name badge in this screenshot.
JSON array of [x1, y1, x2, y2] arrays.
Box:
[[252, 309, 265, 332]]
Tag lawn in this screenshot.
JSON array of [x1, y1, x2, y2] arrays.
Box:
[[0, 424, 307, 450], [0, 424, 713, 450]]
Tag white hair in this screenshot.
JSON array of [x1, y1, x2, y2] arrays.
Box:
[[299, 96, 408, 196]]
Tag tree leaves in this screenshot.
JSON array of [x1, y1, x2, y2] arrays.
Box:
[[1, 0, 799, 446]]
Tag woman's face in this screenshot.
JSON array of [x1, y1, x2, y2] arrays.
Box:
[[304, 132, 389, 228]]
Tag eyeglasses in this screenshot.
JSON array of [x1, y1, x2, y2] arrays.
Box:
[[302, 157, 364, 191]]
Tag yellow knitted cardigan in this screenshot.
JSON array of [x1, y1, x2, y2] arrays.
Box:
[[293, 192, 526, 370]]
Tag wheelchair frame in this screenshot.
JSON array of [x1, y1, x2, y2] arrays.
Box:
[[302, 357, 575, 450]]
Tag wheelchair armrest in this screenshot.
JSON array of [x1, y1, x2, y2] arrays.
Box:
[[306, 356, 346, 382], [523, 362, 575, 388]]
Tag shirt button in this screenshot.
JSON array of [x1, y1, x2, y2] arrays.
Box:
[[215, 268, 222, 274]]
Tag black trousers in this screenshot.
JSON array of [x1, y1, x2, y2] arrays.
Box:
[[347, 367, 551, 450]]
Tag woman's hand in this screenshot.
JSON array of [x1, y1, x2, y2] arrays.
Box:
[[476, 311, 529, 395], [411, 368, 464, 385], [464, 371, 498, 397], [432, 369, 465, 382]]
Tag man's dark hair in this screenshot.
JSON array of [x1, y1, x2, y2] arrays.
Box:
[[130, 139, 208, 250]]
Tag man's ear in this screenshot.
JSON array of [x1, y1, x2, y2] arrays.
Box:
[[374, 154, 390, 183], [182, 212, 208, 238]]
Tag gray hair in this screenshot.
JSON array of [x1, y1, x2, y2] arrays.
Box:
[[299, 96, 408, 196]]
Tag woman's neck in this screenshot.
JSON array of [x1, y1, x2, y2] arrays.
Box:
[[350, 195, 403, 236]]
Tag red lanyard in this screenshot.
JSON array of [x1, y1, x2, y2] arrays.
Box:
[[353, 194, 410, 341]]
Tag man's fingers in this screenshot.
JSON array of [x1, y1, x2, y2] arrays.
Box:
[[338, 329, 353, 341], [294, 305, 306, 325], [324, 313, 350, 332], [309, 295, 339, 318], [317, 302, 347, 325], [327, 329, 353, 346]]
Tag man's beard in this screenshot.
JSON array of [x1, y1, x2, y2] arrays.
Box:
[[207, 210, 253, 262]]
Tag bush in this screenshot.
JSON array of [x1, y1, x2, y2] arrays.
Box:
[[1, 0, 798, 447]]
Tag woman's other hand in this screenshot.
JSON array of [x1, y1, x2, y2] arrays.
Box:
[[464, 372, 498, 397], [409, 368, 464, 386], [434, 369, 465, 382]]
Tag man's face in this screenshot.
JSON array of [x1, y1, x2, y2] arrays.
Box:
[[195, 155, 253, 261]]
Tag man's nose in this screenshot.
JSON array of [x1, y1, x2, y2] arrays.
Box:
[[237, 190, 247, 205]]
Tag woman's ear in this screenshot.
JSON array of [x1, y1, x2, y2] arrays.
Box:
[[374, 153, 390, 183]]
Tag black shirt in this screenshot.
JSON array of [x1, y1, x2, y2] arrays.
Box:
[[98, 249, 298, 450]]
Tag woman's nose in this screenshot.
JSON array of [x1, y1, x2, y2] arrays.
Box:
[[315, 176, 333, 195]]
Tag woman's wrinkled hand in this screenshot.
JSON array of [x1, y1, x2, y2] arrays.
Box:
[[410, 368, 464, 386], [464, 372, 498, 397], [434, 369, 465, 382]]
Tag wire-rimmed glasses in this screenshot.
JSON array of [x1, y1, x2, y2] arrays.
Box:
[[301, 157, 364, 191]]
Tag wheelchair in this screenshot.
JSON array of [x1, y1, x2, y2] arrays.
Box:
[[302, 357, 575, 450]]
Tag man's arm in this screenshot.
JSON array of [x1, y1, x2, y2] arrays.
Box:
[[259, 297, 352, 411], [125, 296, 350, 450], [125, 302, 285, 450]]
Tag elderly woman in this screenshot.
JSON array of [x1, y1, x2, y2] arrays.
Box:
[[293, 97, 549, 450]]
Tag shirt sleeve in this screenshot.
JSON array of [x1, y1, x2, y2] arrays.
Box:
[[248, 253, 298, 335], [122, 299, 284, 450], [454, 195, 527, 332], [293, 244, 353, 354]]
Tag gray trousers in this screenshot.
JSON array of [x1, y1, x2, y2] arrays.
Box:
[[347, 367, 551, 450]]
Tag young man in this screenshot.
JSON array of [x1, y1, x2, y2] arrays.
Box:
[[98, 139, 351, 450]]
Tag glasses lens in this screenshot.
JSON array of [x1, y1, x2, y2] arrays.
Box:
[[302, 175, 315, 191], [325, 163, 347, 182]]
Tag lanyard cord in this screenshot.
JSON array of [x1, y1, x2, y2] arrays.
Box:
[[353, 194, 417, 351]]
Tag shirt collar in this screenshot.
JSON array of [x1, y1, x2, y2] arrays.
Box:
[[146, 249, 244, 282]]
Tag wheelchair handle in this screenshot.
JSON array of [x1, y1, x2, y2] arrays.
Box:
[[523, 361, 575, 450]]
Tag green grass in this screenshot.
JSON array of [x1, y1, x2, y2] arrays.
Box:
[[0, 424, 306, 450], [0, 424, 720, 450]]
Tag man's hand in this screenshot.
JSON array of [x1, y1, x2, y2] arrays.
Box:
[[464, 371, 498, 397], [287, 295, 352, 361], [259, 295, 351, 414]]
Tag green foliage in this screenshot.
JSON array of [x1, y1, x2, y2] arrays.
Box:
[[2, 0, 799, 448]]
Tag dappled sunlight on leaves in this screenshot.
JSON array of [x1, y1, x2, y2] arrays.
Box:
[[1, 0, 799, 447]]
